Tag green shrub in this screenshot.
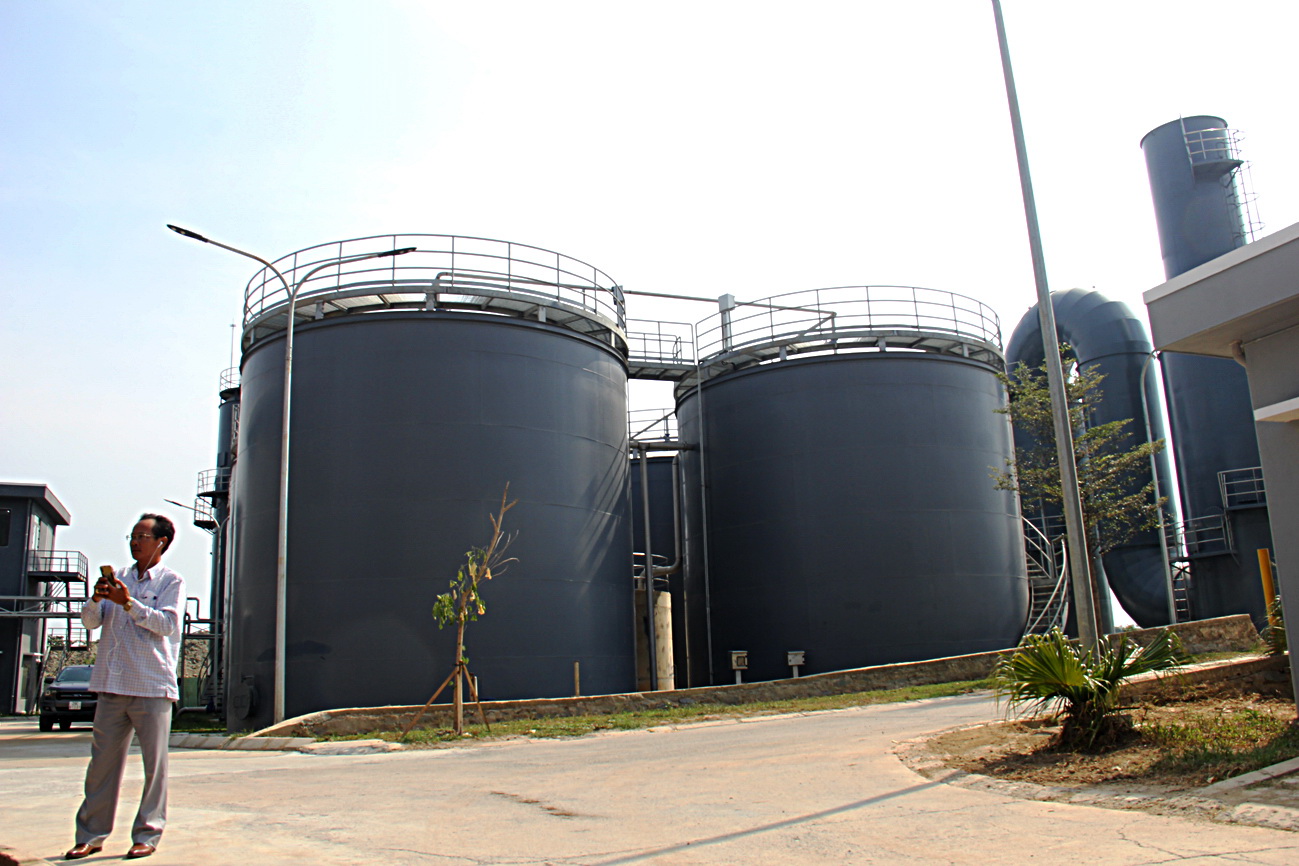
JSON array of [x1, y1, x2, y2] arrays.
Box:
[[993, 627, 1187, 750]]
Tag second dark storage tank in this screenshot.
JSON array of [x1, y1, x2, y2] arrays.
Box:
[[676, 287, 1028, 683]]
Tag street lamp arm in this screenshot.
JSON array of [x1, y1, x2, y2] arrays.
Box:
[[167, 224, 293, 299]]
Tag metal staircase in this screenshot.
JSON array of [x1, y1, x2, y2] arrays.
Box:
[[1023, 517, 1069, 636]]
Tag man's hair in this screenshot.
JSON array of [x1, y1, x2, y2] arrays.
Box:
[[139, 513, 176, 554]]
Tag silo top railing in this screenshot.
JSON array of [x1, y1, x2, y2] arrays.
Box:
[[690, 286, 1002, 382], [218, 366, 240, 394], [241, 234, 625, 352]]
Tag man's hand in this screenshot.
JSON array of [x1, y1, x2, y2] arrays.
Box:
[[103, 576, 131, 607], [92, 565, 115, 602]]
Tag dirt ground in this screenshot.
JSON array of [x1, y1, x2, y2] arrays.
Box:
[[920, 682, 1298, 794]]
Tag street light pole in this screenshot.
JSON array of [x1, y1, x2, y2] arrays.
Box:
[[989, 2, 1100, 650], [167, 225, 415, 722]]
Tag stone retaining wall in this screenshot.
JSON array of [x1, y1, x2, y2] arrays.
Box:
[[255, 614, 1265, 738], [1120, 653, 1293, 702]]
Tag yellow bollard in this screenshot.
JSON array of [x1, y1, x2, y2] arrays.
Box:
[[1257, 548, 1279, 630]]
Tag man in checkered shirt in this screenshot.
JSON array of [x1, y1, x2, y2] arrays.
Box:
[[64, 513, 185, 861]]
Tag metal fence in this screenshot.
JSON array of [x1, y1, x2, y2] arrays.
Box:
[[1218, 466, 1266, 509], [26, 549, 89, 579], [629, 408, 679, 443], [242, 234, 624, 346], [627, 319, 694, 366], [693, 285, 1001, 360]]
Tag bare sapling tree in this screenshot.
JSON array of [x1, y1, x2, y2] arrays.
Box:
[[402, 485, 517, 739]]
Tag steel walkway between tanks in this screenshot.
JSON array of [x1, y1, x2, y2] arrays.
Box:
[[1, 695, 1297, 865]]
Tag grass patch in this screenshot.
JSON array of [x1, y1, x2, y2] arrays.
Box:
[[1144, 706, 1299, 781], [171, 714, 226, 733], [323, 678, 995, 746]]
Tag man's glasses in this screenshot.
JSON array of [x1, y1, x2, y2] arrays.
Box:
[[126, 534, 160, 542]]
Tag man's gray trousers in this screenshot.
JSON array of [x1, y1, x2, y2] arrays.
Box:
[[74, 693, 173, 848]]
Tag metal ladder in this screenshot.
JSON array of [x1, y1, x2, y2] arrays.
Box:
[[1171, 562, 1193, 623]]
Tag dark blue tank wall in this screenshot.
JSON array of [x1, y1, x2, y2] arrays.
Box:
[[229, 313, 633, 731], [1142, 116, 1271, 625], [1005, 289, 1175, 626], [677, 353, 1027, 683]]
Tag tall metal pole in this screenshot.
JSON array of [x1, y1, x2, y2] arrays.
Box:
[[1139, 350, 1177, 624], [168, 225, 414, 721], [989, 3, 1099, 650]]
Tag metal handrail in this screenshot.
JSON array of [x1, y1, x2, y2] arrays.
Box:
[[1025, 512, 1067, 542], [242, 234, 624, 347], [629, 408, 678, 443], [1218, 466, 1266, 509], [1180, 514, 1233, 556], [25, 550, 89, 579], [197, 467, 232, 497], [192, 496, 217, 531], [219, 367, 240, 393], [627, 319, 694, 366], [1022, 518, 1069, 636], [1184, 127, 1240, 164], [693, 285, 1002, 361]]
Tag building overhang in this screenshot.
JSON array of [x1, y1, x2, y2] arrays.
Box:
[[1143, 220, 1299, 358], [0, 483, 72, 526]]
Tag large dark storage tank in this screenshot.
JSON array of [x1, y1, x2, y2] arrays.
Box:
[[227, 235, 634, 731], [676, 287, 1028, 683], [1141, 117, 1271, 625], [1005, 288, 1175, 627]]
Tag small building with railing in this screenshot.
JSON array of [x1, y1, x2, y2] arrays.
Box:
[[0, 483, 88, 714]]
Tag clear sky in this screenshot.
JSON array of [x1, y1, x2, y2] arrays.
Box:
[[4, 0, 1298, 616]]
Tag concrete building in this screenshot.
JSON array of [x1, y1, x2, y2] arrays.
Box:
[[0, 484, 88, 714], [1144, 221, 1299, 702]]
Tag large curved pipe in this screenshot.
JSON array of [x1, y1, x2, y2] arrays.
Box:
[[1005, 288, 1176, 627]]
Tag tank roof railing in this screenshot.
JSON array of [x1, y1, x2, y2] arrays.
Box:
[[241, 234, 625, 352], [668, 286, 1001, 392]]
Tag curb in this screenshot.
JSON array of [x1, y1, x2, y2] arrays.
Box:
[[169, 733, 317, 751], [896, 725, 1299, 833], [169, 733, 403, 754]]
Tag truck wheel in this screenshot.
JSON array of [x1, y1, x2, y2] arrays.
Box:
[[59, 719, 72, 731], [39, 715, 54, 732]]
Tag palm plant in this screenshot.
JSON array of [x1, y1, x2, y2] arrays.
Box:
[[993, 627, 1187, 750], [1261, 597, 1287, 656]]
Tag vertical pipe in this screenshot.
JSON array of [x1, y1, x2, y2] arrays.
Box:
[[991, 0, 1099, 649], [691, 321, 716, 683], [718, 294, 736, 351], [638, 445, 657, 691], [1140, 351, 1178, 623], [671, 454, 687, 684]]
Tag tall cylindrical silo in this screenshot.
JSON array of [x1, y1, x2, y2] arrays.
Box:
[[677, 287, 1028, 683], [226, 235, 634, 731], [1141, 117, 1271, 625]]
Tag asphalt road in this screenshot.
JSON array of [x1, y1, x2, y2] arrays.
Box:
[[3, 693, 1297, 864]]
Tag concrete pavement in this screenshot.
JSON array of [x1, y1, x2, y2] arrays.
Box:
[[2, 694, 1298, 864]]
